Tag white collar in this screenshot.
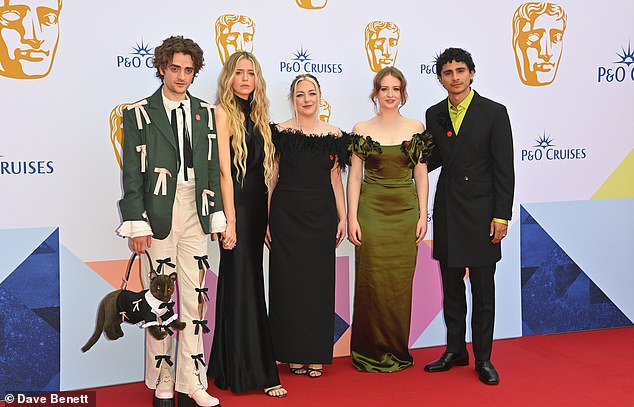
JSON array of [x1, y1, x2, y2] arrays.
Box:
[[161, 87, 191, 112], [145, 290, 169, 316]]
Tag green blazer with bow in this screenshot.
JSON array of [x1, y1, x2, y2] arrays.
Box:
[[119, 86, 222, 240]]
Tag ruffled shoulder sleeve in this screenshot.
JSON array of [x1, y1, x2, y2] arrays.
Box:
[[401, 130, 434, 168], [271, 124, 350, 169], [270, 122, 283, 147], [334, 131, 352, 170], [348, 133, 382, 161]]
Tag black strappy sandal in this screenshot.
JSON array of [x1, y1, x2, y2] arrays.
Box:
[[289, 364, 307, 375], [306, 367, 323, 378]]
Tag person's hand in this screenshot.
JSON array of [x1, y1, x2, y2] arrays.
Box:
[[335, 219, 346, 248], [348, 219, 362, 246], [415, 217, 427, 245], [130, 235, 152, 254], [221, 222, 237, 250], [265, 224, 272, 250], [489, 221, 508, 244]]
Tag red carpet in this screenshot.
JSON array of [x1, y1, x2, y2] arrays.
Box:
[[3, 327, 633, 406]]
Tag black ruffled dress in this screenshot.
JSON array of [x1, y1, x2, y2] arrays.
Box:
[[267, 125, 350, 364]]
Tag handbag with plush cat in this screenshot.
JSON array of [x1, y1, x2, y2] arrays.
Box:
[[81, 251, 185, 352]]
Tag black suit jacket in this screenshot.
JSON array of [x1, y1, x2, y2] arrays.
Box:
[[426, 91, 514, 267]]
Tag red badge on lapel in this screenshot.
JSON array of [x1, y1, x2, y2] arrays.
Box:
[[195, 114, 201, 121], [447, 131, 453, 137], [329, 154, 334, 161]]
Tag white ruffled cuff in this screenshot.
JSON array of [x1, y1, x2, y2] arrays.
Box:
[[117, 220, 153, 238], [210, 210, 227, 233]]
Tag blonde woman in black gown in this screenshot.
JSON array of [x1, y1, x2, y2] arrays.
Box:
[[267, 74, 348, 378], [207, 52, 287, 398], [348, 67, 433, 372]]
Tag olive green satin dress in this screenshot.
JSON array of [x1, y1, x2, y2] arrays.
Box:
[[349, 133, 431, 372]]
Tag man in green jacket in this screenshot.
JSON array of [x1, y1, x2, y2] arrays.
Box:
[[117, 36, 222, 407]]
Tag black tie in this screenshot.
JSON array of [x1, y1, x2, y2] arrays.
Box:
[[171, 103, 194, 181]]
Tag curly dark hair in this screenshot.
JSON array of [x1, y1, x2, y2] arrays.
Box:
[[435, 48, 476, 80], [153, 36, 204, 81]]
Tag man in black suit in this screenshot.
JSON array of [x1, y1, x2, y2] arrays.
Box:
[[423, 48, 514, 385]]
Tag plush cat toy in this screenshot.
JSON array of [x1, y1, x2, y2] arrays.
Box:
[[81, 271, 185, 352]]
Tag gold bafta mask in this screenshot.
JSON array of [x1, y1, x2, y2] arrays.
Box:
[[295, 0, 328, 9], [110, 104, 128, 170], [319, 99, 331, 123], [364, 21, 399, 73], [215, 14, 255, 64], [0, 0, 62, 79], [512, 2, 567, 86]]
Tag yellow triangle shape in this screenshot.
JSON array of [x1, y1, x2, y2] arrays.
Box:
[[592, 149, 634, 199]]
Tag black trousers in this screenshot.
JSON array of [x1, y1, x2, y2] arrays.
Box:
[[440, 263, 496, 362]]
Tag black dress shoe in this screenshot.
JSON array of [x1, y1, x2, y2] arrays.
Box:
[[424, 351, 469, 372], [475, 360, 499, 385], [152, 394, 174, 407]]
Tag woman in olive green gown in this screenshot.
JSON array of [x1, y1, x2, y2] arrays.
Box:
[[347, 67, 433, 372]]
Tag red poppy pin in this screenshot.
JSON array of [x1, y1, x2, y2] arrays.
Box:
[[405, 141, 411, 146], [447, 131, 453, 137], [329, 154, 334, 160], [195, 114, 201, 121]]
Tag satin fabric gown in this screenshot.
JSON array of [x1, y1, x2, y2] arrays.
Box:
[[350, 139, 420, 372], [268, 128, 348, 364], [208, 102, 280, 392]]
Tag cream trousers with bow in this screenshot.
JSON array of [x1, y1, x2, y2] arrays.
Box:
[[141, 183, 210, 394]]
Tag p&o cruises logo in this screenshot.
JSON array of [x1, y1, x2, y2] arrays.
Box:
[[279, 46, 343, 74], [420, 51, 443, 76], [520, 132, 587, 162], [0, 154, 55, 175], [116, 40, 154, 69], [420, 59, 438, 76], [597, 42, 634, 83]]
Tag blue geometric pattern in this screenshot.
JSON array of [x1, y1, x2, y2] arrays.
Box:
[[333, 312, 349, 343], [0, 229, 60, 396], [520, 207, 632, 335]]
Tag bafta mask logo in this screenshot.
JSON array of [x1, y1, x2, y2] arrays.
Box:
[[364, 21, 399, 73], [110, 103, 128, 170], [295, 0, 328, 9], [215, 14, 255, 64], [0, 0, 62, 79], [319, 99, 331, 122], [512, 2, 567, 86]]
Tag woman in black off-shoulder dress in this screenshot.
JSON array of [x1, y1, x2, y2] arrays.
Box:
[[268, 74, 348, 377]]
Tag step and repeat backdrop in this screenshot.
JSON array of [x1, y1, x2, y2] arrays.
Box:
[[1, 0, 633, 395]]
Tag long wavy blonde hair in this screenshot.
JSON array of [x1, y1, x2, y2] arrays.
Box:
[[216, 51, 275, 189]]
